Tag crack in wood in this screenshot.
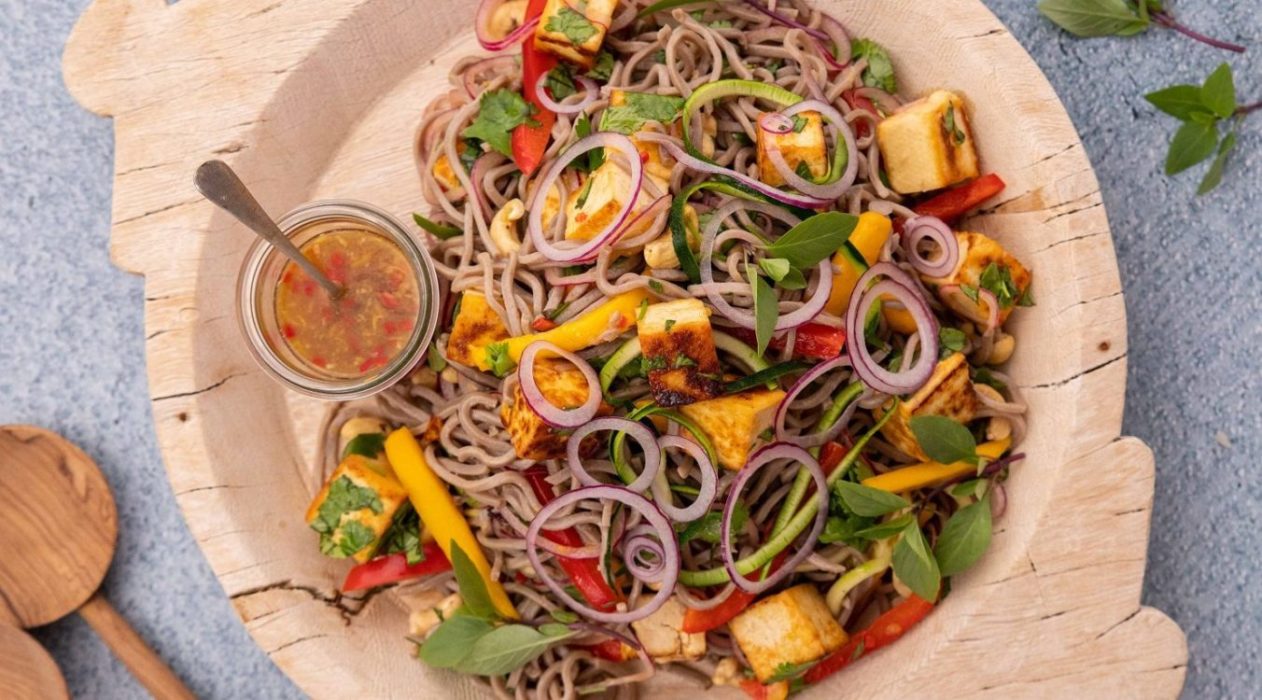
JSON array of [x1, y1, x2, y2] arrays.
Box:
[[1042, 199, 1103, 224], [1026, 353, 1125, 390], [152, 372, 244, 403], [1093, 607, 1142, 641], [231, 580, 381, 625], [114, 198, 201, 226], [269, 633, 329, 655]]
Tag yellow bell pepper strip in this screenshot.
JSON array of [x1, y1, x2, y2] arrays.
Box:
[[823, 212, 893, 316], [477, 288, 651, 373], [861, 437, 1012, 493], [384, 428, 519, 619]]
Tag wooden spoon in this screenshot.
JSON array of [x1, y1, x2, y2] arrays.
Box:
[[0, 625, 69, 700], [0, 425, 196, 700]]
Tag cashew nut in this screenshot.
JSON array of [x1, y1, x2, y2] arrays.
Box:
[[988, 331, 1016, 365], [975, 383, 1012, 441], [489, 0, 528, 39], [489, 198, 525, 255]]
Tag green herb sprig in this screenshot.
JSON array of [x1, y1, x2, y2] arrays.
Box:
[[1038, 0, 1245, 52]]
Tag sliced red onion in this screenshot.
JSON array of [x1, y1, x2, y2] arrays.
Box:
[[635, 131, 829, 210], [622, 524, 668, 583], [762, 100, 859, 201], [720, 443, 828, 594], [845, 263, 939, 395], [759, 112, 794, 135], [741, 0, 829, 40], [696, 199, 833, 332], [475, 0, 541, 52], [518, 341, 603, 429], [462, 55, 519, 98], [650, 435, 717, 523], [527, 485, 678, 623], [977, 288, 1000, 336], [853, 86, 902, 114], [938, 284, 999, 332], [567, 418, 661, 494], [774, 355, 857, 447], [902, 216, 959, 278], [990, 482, 1008, 519], [816, 14, 852, 71], [527, 133, 645, 262], [534, 71, 599, 115]]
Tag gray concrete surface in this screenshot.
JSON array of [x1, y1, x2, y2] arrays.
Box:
[[0, 1, 1257, 698]]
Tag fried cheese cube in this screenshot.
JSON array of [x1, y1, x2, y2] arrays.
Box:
[[878, 352, 981, 460], [729, 584, 848, 683], [876, 90, 980, 194], [534, 0, 617, 69], [756, 110, 828, 187], [500, 358, 613, 460], [925, 231, 1032, 326], [631, 597, 707, 662], [446, 292, 510, 367], [679, 389, 785, 470], [637, 299, 722, 407], [305, 455, 408, 563]]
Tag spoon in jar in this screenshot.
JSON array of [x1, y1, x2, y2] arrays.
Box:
[[195, 159, 344, 300]]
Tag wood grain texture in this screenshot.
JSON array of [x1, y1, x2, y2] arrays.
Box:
[[0, 425, 117, 628], [59, 0, 1187, 697], [0, 625, 69, 700], [79, 593, 198, 700]]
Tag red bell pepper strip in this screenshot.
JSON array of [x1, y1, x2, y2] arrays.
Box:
[[523, 467, 621, 611], [341, 542, 451, 592], [842, 89, 878, 139], [739, 679, 789, 700], [728, 322, 846, 361], [802, 595, 935, 684], [911, 173, 1006, 224], [510, 0, 557, 177], [818, 441, 846, 476], [580, 638, 637, 662], [680, 550, 791, 634], [530, 316, 558, 332]]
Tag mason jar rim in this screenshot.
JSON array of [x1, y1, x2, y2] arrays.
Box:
[[235, 199, 439, 400]]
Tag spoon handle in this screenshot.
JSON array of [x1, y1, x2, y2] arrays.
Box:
[[79, 592, 197, 700], [195, 160, 342, 299]]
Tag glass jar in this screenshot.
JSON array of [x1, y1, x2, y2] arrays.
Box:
[[236, 200, 439, 400]]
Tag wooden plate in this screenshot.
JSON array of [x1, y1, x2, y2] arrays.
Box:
[[62, 0, 1186, 696]]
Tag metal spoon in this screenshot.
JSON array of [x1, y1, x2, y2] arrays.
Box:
[[195, 159, 344, 299]]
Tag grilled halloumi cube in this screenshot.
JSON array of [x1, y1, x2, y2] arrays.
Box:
[[879, 352, 981, 460], [631, 597, 707, 662], [637, 299, 721, 407], [876, 90, 979, 194], [756, 110, 828, 187], [305, 455, 408, 562], [729, 584, 848, 683], [431, 140, 470, 194], [446, 292, 510, 367], [534, 0, 617, 69], [679, 389, 785, 470], [925, 231, 1032, 326], [643, 205, 699, 270], [500, 358, 613, 460]]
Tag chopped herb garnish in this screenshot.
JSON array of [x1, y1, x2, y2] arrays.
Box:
[[545, 6, 598, 45], [463, 89, 537, 158], [850, 38, 897, 94], [944, 104, 967, 146], [413, 212, 463, 240], [600, 92, 686, 134], [663, 319, 676, 332]]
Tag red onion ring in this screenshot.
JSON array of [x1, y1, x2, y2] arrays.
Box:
[[939, 284, 1000, 333], [518, 341, 603, 429], [762, 100, 859, 201], [475, 0, 541, 52], [758, 112, 794, 135], [815, 14, 852, 71], [845, 262, 940, 395], [462, 55, 519, 98], [719, 443, 828, 594], [902, 216, 959, 278], [977, 288, 1000, 336], [696, 199, 833, 332], [567, 418, 661, 494], [622, 524, 668, 583], [741, 0, 829, 40], [634, 131, 829, 210], [853, 86, 902, 114], [650, 435, 717, 523], [773, 355, 857, 447], [527, 133, 645, 262], [527, 486, 678, 623], [534, 71, 599, 115]]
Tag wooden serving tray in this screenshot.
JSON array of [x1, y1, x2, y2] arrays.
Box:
[[63, 0, 1187, 697]]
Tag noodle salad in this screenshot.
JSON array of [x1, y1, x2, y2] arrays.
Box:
[[305, 0, 1033, 697]]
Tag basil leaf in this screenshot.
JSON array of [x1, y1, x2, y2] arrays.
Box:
[[455, 624, 577, 676], [1144, 84, 1211, 121], [1198, 129, 1237, 195], [679, 501, 749, 545], [1037, 0, 1148, 37], [934, 494, 993, 577], [834, 480, 911, 517], [450, 542, 498, 620], [851, 514, 916, 541], [758, 257, 792, 282], [765, 212, 858, 270], [938, 327, 966, 357], [1165, 121, 1219, 176], [600, 92, 686, 134], [909, 415, 978, 465], [1200, 63, 1237, 120], [544, 66, 577, 101], [419, 614, 495, 668], [849, 38, 897, 93], [463, 89, 537, 158], [749, 264, 779, 357], [550, 608, 579, 624], [413, 212, 463, 240], [892, 522, 940, 602], [545, 6, 598, 45], [342, 433, 386, 459]]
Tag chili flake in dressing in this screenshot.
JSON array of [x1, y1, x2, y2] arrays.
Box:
[[274, 229, 420, 377]]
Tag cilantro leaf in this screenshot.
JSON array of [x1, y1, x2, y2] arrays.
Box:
[[545, 6, 598, 45], [939, 327, 967, 357], [587, 50, 616, 81], [600, 92, 685, 134], [335, 521, 378, 558], [310, 476, 383, 537], [850, 38, 897, 93], [463, 89, 537, 158]]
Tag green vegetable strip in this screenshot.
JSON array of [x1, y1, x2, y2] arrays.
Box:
[[598, 336, 642, 394], [681, 80, 803, 158], [678, 400, 897, 588], [611, 403, 719, 484], [713, 331, 771, 372]]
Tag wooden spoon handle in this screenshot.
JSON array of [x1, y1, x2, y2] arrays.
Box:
[[78, 592, 197, 700]]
